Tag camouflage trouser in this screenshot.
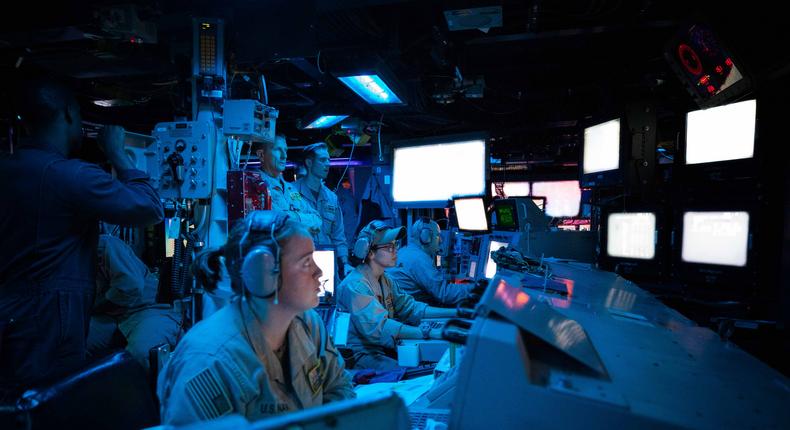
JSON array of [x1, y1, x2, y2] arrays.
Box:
[[87, 306, 181, 372]]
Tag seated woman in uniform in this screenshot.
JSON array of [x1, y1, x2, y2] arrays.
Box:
[[157, 210, 354, 425], [336, 220, 458, 371]]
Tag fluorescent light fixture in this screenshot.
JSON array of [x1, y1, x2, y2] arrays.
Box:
[[337, 74, 403, 105], [454, 197, 488, 231], [393, 140, 486, 204], [93, 99, 134, 107], [681, 211, 749, 267], [485, 240, 509, 279], [685, 99, 756, 164], [304, 115, 349, 129], [313, 249, 335, 296], [531, 180, 581, 217], [583, 119, 620, 174], [606, 212, 656, 260]]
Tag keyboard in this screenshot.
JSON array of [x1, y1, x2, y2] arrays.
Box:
[[409, 409, 451, 430]]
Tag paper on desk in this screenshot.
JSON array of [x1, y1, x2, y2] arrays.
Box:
[[354, 375, 435, 406]]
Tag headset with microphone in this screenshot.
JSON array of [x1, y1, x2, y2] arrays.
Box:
[[353, 220, 391, 261], [239, 210, 290, 304]]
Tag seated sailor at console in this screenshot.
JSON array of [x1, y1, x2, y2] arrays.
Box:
[[157, 211, 354, 425], [336, 220, 457, 371], [387, 218, 473, 306], [88, 233, 182, 372]]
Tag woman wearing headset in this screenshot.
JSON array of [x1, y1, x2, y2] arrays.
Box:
[[158, 211, 354, 425], [337, 220, 457, 371]]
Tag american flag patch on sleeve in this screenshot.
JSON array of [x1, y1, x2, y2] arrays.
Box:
[[185, 367, 233, 420]]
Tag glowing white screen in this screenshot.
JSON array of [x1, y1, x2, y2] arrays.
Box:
[[491, 182, 530, 198], [681, 211, 749, 267], [313, 250, 335, 296], [455, 198, 488, 231], [583, 119, 620, 174], [393, 140, 486, 203], [485, 240, 509, 279], [606, 213, 656, 260], [531, 181, 581, 217], [686, 99, 756, 165]]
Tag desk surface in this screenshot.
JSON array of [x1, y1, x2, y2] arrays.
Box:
[[400, 261, 789, 429]]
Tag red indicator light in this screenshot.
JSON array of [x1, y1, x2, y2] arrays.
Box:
[[725, 58, 733, 67], [698, 75, 709, 85], [715, 65, 723, 74], [707, 85, 715, 94]]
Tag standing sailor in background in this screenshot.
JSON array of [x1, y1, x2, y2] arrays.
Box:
[[255, 135, 322, 236], [387, 218, 473, 306], [295, 142, 353, 277], [336, 220, 457, 370]]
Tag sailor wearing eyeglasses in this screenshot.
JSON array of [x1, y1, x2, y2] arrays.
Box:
[[336, 220, 457, 370]]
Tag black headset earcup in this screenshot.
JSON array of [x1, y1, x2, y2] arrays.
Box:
[[241, 246, 278, 298], [353, 237, 371, 260]]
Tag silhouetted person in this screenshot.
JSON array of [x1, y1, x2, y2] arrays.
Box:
[[0, 78, 163, 392]]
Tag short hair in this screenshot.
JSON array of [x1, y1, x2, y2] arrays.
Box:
[[12, 78, 78, 131], [301, 142, 328, 167]]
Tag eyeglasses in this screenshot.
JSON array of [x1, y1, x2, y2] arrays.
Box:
[[372, 242, 400, 253]]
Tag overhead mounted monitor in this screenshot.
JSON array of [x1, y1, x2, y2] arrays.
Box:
[[531, 180, 581, 218], [313, 249, 335, 297], [685, 99, 756, 165], [393, 134, 487, 207], [453, 196, 489, 232], [606, 212, 656, 260], [681, 211, 749, 267], [580, 118, 623, 188], [583, 119, 621, 175]]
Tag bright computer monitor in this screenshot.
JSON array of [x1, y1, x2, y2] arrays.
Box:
[[491, 181, 530, 199], [598, 206, 668, 279], [454, 196, 489, 232], [674, 206, 756, 289], [580, 118, 623, 187], [531, 180, 581, 218], [484, 239, 510, 279], [392, 133, 487, 207], [685, 99, 756, 165], [313, 249, 335, 297], [606, 212, 656, 260], [681, 211, 749, 267]]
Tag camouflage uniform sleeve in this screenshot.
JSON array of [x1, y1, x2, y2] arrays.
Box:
[[99, 234, 148, 308], [339, 277, 405, 349], [327, 191, 349, 259], [388, 275, 428, 326], [158, 350, 253, 425]]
